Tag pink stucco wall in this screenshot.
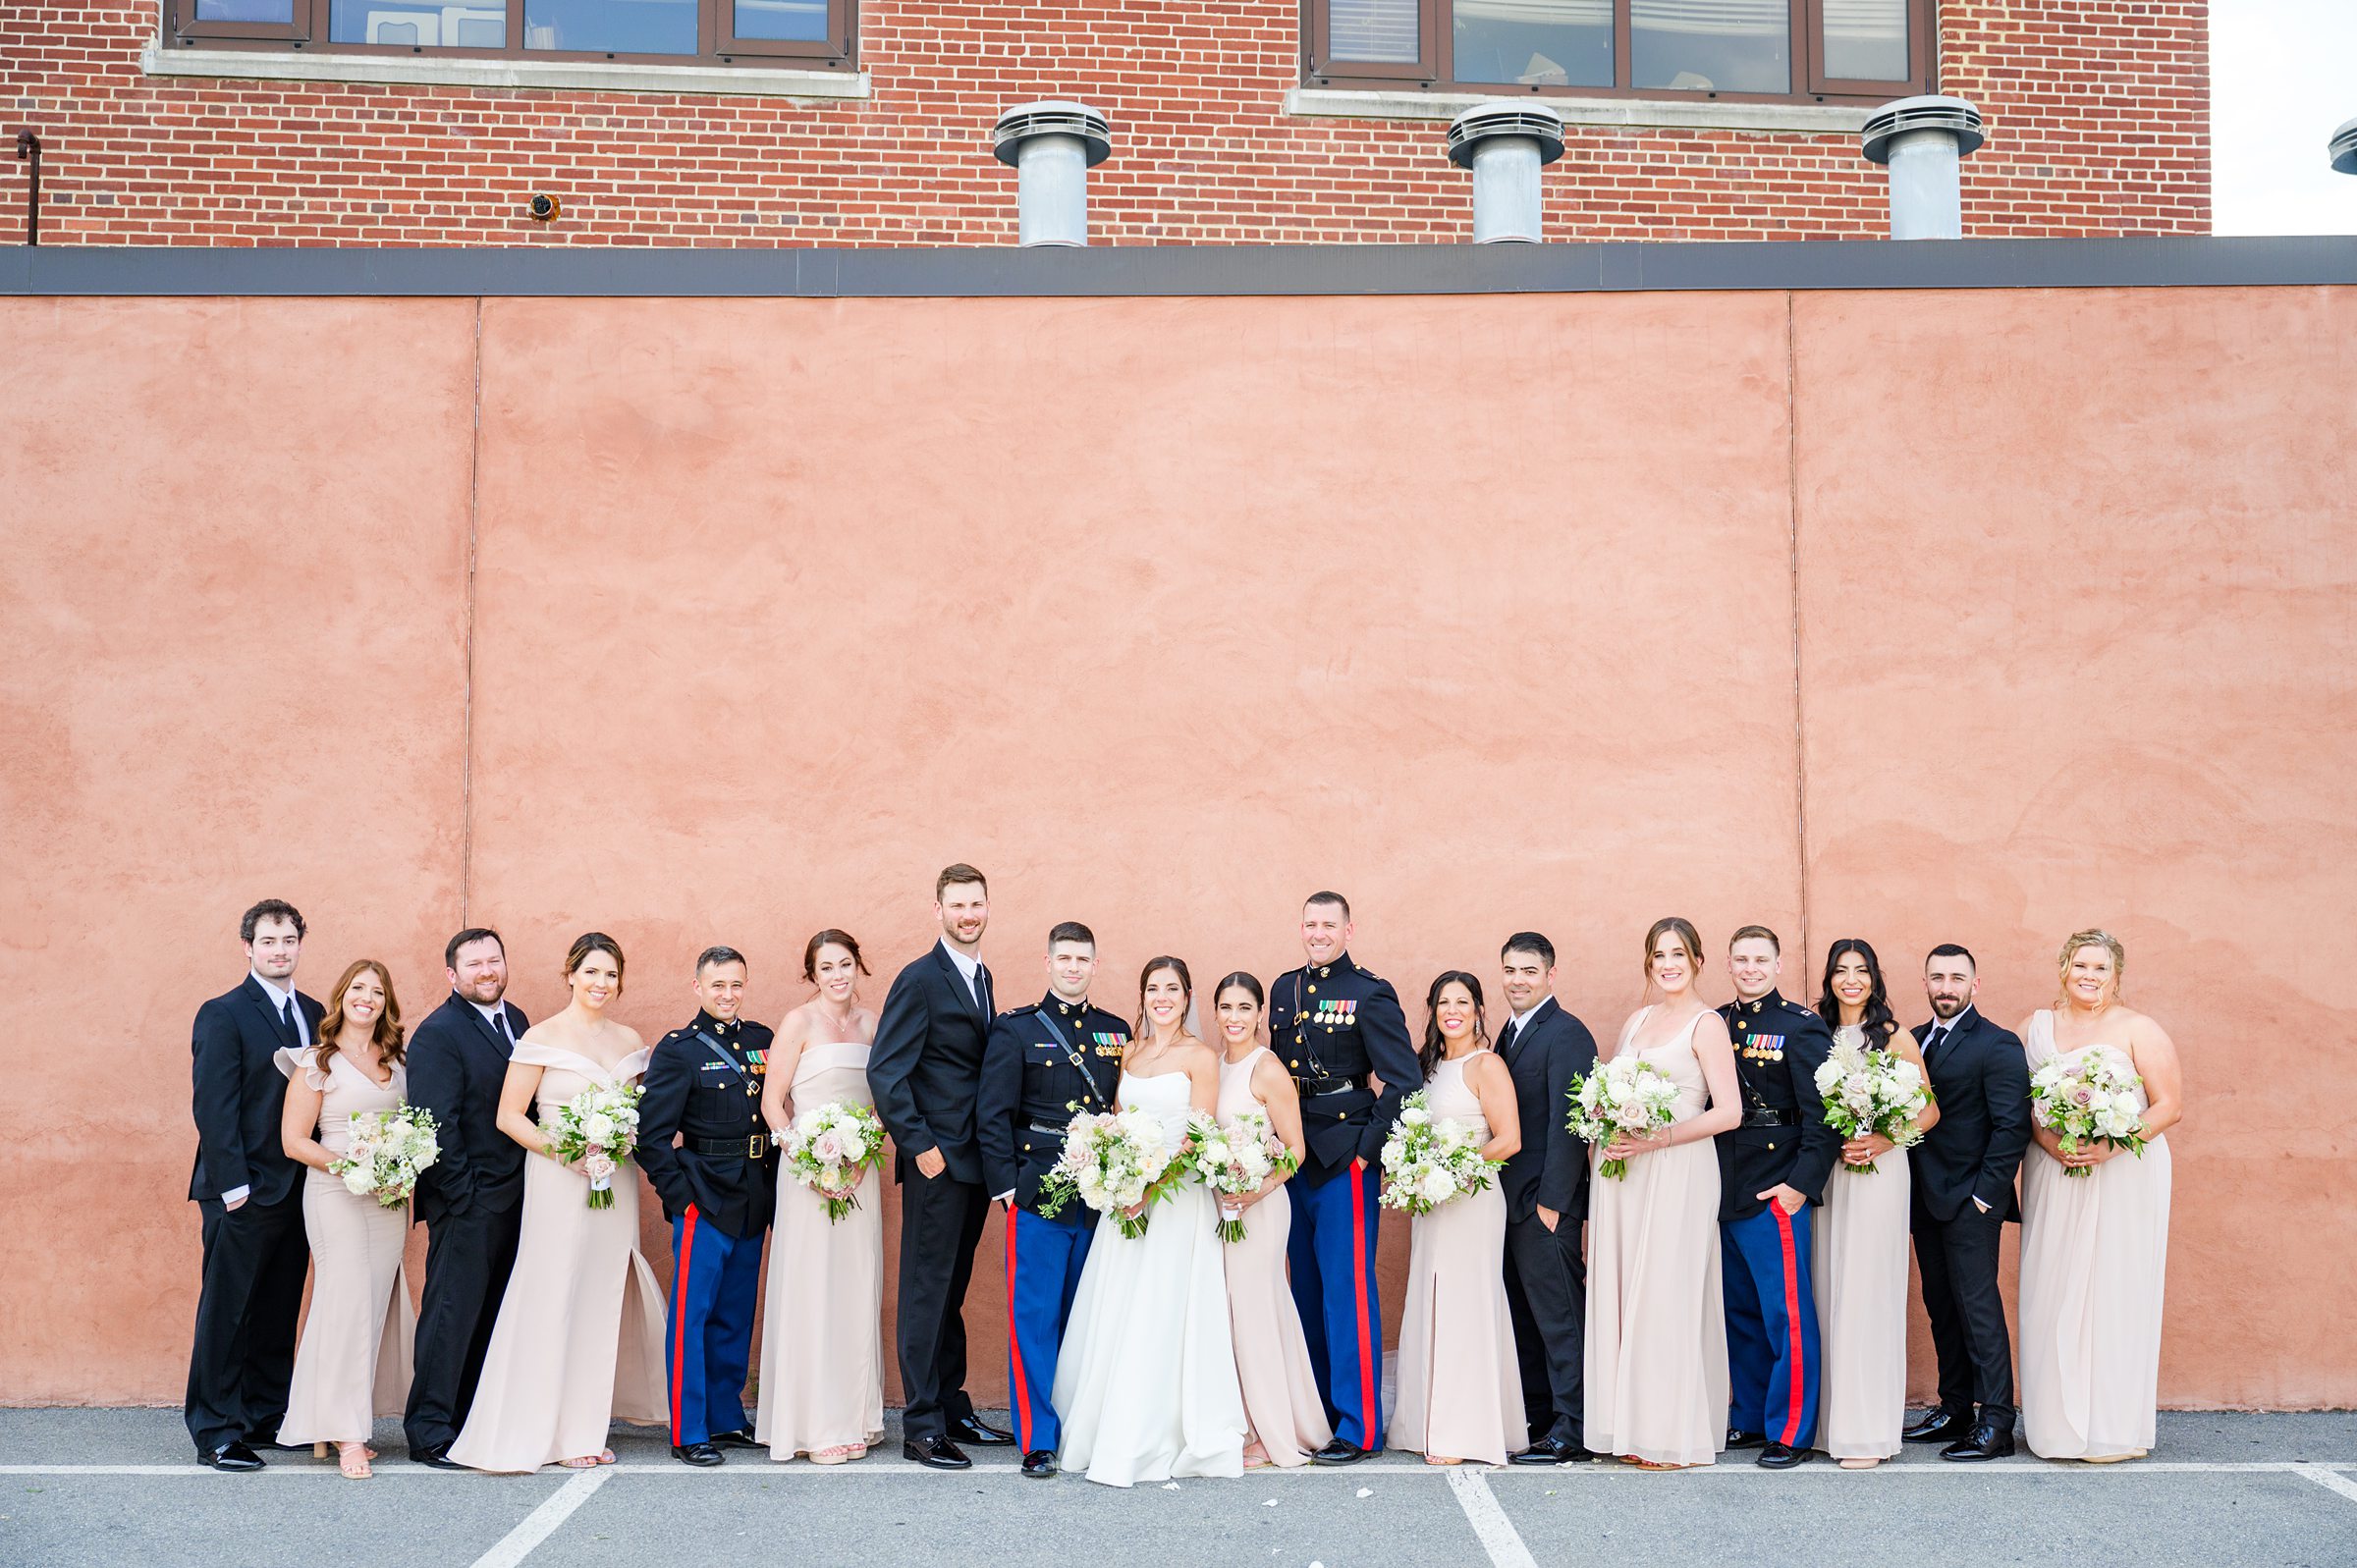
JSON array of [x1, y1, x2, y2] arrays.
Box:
[[2, 281, 2349, 1408]]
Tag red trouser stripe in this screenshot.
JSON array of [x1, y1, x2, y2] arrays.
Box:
[[1005, 1213, 1031, 1452], [1771, 1204, 1805, 1446], [1349, 1162, 1376, 1437], [671, 1207, 698, 1443]]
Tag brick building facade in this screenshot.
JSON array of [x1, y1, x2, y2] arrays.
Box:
[[3, 1, 2206, 249]]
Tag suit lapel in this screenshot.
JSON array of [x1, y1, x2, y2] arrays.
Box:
[[932, 943, 985, 1026], [1505, 997, 1551, 1068], [454, 994, 519, 1058], [243, 975, 301, 1049]]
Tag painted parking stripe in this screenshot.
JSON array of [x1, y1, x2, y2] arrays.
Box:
[[468, 1466, 608, 1568], [2297, 1464, 2357, 1504], [1446, 1466, 1539, 1568], [3, 1458, 2354, 1479]]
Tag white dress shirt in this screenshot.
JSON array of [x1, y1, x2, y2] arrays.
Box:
[[938, 937, 983, 1007], [472, 999, 514, 1046]]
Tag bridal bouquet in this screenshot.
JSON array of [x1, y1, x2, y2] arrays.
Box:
[[1813, 1034, 1932, 1173], [1200, 1106, 1299, 1244], [329, 1105, 440, 1209], [2030, 1047, 2149, 1177], [542, 1083, 643, 1210], [775, 1100, 888, 1222], [1565, 1056, 1682, 1180], [1378, 1092, 1495, 1216], [1037, 1108, 1185, 1239]]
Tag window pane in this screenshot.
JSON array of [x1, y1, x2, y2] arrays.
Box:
[[523, 0, 697, 53], [1821, 0, 1906, 81], [331, 0, 505, 45], [194, 0, 294, 19], [1631, 0, 1789, 93], [733, 0, 828, 41], [1453, 0, 1610, 87], [1330, 0, 1420, 63]]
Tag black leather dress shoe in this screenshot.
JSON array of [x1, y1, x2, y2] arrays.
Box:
[[1510, 1436, 1589, 1465], [950, 1415, 1014, 1447], [1725, 1429, 1768, 1450], [904, 1436, 973, 1471], [1941, 1422, 2015, 1462], [1756, 1441, 1812, 1469], [1020, 1449, 1059, 1479], [199, 1442, 264, 1472], [708, 1429, 761, 1450], [1310, 1438, 1371, 1466], [1902, 1409, 1973, 1444], [672, 1441, 725, 1467], [410, 1444, 466, 1471]]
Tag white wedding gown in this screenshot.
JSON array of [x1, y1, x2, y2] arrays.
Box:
[[1050, 1070, 1248, 1487]]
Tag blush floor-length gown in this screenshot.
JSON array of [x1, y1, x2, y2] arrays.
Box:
[[1812, 1024, 1913, 1462], [1214, 1048, 1330, 1468], [1390, 1053, 1525, 1466], [450, 1042, 666, 1472], [1051, 1069, 1247, 1487], [1583, 1005, 1728, 1467], [2018, 1010, 2171, 1461], [755, 1040, 886, 1461]]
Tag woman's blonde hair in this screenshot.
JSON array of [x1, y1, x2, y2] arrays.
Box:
[[2056, 928, 2126, 1004]]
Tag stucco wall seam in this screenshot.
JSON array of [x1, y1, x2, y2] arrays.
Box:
[[1784, 292, 1817, 981], [460, 298, 484, 926]]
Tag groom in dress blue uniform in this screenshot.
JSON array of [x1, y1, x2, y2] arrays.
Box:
[[1716, 925, 1839, 1469], [1275, 892, 1420, 1463], [637, 946, 776, 1466], [976, 922, 1127, 1480]]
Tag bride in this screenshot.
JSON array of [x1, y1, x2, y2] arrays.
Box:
[[1050, 956, 1248, 1487]]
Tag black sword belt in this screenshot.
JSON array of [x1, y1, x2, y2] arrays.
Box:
[[1741, 1108, 1794, 1128], [1300, 1075, 1363, 1099], [691, 1134, 772, 1159], [1025, 1118, 1071, 1138]]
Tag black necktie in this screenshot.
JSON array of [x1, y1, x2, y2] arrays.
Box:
[[977, 963, 994, 1017], [494, 1009, 512, 1048], [1499, 1018, 1521, 1056], [282, 998, 301, 1047], [1927, 1023, 1949, 1058]]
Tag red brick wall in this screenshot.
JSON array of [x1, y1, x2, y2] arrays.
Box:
[[1, 1, 2208, 245]]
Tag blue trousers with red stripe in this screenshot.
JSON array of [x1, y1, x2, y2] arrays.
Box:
[[1287, 1160, 1384, 1451], [1004, 1205, 1094, 1454], [667, 1208, 763, 1446], [1722, 1202, 1821, 1450]]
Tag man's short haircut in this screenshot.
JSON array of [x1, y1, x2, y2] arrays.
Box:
[[1927, 942, 1977, 970], [1304, 891, 1351, 922], [937, 863, 988, 899], [696, 946, 748, 974], [445, 927, 504, 969], [1501, 932, 1557, 969], [1729, 924, 1781, 953], [241, 898, 305, 943], [1047, 921, 1096, 950]]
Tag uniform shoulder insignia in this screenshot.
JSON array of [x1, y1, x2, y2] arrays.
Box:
[[1783, 1000, 1819, 1018]]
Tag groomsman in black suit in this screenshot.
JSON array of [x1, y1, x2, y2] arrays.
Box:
[[186, 898, 321, 1471], [402, 928, 529, 1468], [1494, 934, 1600, 1466], [869, 864, 1014, 1470], [1903, 943, 2031, 1461]]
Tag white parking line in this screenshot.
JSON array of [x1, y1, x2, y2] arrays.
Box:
[[1446, 1467, 1540, 1568], [2297, 1464, 2357, 1505], [467, 1465, 609, 1568]]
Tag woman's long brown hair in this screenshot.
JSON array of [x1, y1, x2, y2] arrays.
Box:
[[313, 957, 406, 1073]]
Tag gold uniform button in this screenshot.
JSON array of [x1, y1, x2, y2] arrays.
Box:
[[1308, 986, 1318, 996], [1767, 1142, 1778, 1152], [1337, 1111, 1346, 1119]]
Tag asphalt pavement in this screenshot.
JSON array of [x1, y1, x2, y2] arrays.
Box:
[[3, 1408, 2354, 1568]]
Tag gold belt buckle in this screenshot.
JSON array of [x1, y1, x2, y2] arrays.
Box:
[[747, 1135, 766, 1159]]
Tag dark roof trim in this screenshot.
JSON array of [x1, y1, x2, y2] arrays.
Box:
[[3, 237, 2352, 297]]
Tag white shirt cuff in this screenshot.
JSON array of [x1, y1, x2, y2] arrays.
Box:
[[993, 1191, 1014, 1205], [223, 1185, 250, 1206]]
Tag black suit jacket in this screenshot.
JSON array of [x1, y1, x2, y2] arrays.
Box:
[[1497, 997, 1600, 1224], [406, 993, 531, 1221], [1910, 1006, 2031, 1223], [868, 944, 993, 1185], [189, 976, 324, 1206]]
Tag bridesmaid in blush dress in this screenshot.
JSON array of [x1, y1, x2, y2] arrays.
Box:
[[1209, 973, 1330, 1470], [451, 933, 667, 1473], [1811, 939, 1939, 1469], [1584, 918, 1742, 1470], [756, 929, 886, 1464], [2017, 930, 2181, 1464], [274, 959, 416, 1480], [1390, 973, 1524, 1468]]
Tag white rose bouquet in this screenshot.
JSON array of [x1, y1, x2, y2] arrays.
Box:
[[2030, 1047, 2149, 1177], [775, 1100, 888, 1222], [1565, 1055, 1682, 1180], [1813, 1033, 1933, 1173], [1036, 1108, 1184, 1240], [1200, 1106, 1299, 1243], [1378, 1091, 1495, 1217], [541, 1082, 643, 1209], [328, 1105, 440, 1209]]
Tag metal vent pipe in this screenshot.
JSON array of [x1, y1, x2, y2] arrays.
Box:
[[992, 101, 1113, 247], [2331, 116, 2357, 176], [1861, 95, 1986, 240], [1447, 102, 1565, 243]]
